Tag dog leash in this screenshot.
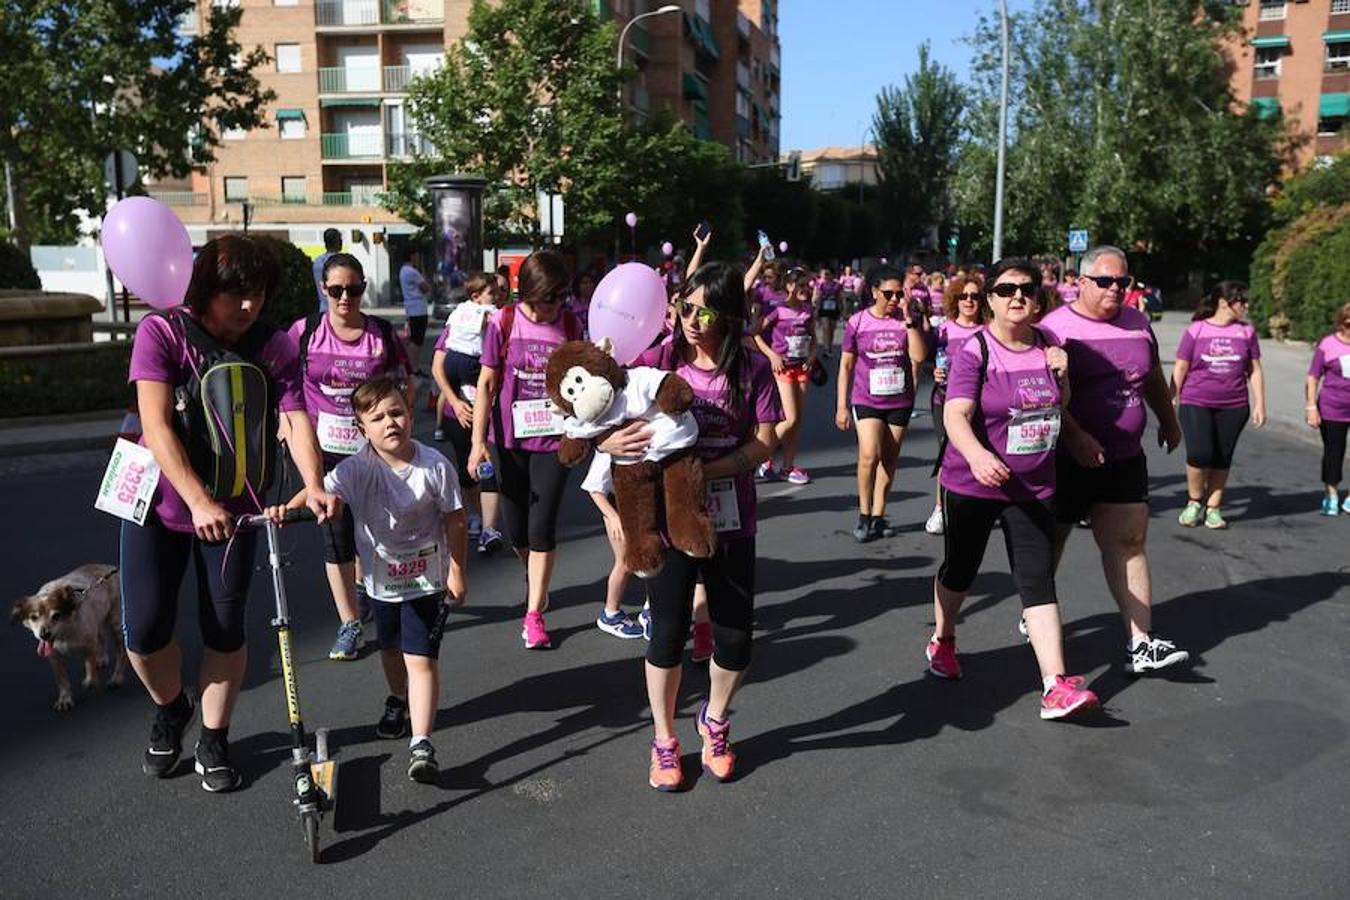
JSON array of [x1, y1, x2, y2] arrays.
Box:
[[70, 568, 118, 602]]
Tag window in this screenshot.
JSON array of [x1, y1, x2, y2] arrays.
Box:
[[1318, 116, 1346, 137], [282, 177, 307, 204], [222, 126, 246, 140], [695, 0, 710, 20], [213, 0, 240, 7], [275, 44, 301, 73], [279, 118, 306, 139], [1329, 42, 1350, 72], [275, 0, 299, 6], [1255, 46, 1283, 79], [1258, 1, 1285, 21], [1334, 0, 1350, 14], [223, 177, 248, 201]]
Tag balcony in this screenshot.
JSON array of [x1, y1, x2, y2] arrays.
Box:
[[384, 65, 412, 92], [316, 0, 443, 29], [737, 12, 751, 44], [321, 132, 385, 160], [318, 66, 382, 94], [630, 22, 651, 59], [316, 0, 378, 27], [385, 131, 430, 158], [769, 44, 780, 73], [322, 191, 386, 207], [736, 62, 750, 90], [147, 191, 208, 207], [223, 192, 386, 208]]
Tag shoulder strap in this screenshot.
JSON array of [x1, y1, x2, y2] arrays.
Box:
[[369, 315, 397, 372], [297, 312, 324, 378], [562, 308, 581, 341], [499, 304, 516, 347]]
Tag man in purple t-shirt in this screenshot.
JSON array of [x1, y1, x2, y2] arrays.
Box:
[[1040, 245, 1189, 676]]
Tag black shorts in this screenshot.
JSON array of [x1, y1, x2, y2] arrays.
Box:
[[817, 305, 841, 321], [321, 504, 357, 565], [372, 592, 447, 658], [407, 315, 429, 346], [1055, 451, 1149, 524], [853, 404, 913, 427]]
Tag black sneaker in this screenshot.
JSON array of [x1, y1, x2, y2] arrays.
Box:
[[869, 516, 899, 539], [408, 739, 439, 784], [1125, 634, 1191, 675], [375, 695, 409, 739], [193, 737, 242, 793], [853, 516, 875, 543], [142, 695, 195, 778]]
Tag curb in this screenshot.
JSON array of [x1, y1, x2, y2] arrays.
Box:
[[0, 432, 118, 459]]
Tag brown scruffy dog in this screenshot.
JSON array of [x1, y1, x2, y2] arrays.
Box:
[[10, 564, 127, 711], [546, 339, 717, 577]]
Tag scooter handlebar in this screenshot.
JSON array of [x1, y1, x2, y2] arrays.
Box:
[[236, 508, 318, 530]]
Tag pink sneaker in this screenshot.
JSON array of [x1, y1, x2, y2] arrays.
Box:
[[785, 467, 811, 485], [521, 611, 552, 649], [925, 637, 962, 679], [1040, 675, 1099, 720], [691, 621, 713, 663]]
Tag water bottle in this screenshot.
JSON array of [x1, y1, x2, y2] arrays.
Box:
[[935, 347, 948, 378], [476, 460, 495, 481]]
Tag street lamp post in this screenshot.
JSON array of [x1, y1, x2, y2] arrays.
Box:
[[992, 0, 1010, 263], [616, 4, 682, 108]]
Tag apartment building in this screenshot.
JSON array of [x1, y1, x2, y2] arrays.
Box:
[[793, 145, 879, 193], [1229, 0, 1350, 167]]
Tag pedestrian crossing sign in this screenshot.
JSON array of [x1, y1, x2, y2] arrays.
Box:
[[1068, 229, 1089, 253]]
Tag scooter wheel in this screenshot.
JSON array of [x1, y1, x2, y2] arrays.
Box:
[[302, 813, 320, 863]]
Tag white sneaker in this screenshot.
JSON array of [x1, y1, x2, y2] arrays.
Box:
[[924, 505, 944, 535], [467, 514, 482, 540]]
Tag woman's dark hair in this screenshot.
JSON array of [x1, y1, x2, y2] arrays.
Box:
[[184, 234, 281, 316], [517, 249, 569, 306], [673, 261, 749, 415], [1193, 280, 1248, 321], [462, 271, 493, 298], [866, 264, 904, 293], [986, 257, 1042, 291], [572, 269, 597, 298], [783, 267, 810, 287], [321, 252, 364, 282]]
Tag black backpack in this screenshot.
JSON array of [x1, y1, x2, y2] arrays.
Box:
[[296, 312, 399, 379]]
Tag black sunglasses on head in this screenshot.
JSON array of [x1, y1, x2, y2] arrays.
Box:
[[324, 281, 367, 299], [1083, 275, 1133, 291]]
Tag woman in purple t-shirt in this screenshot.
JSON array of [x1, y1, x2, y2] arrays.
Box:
[[754, 267, 816, 484], [925, 272, 985, 536], [1171, 281, 1266, 530], [122, 235, 339, 791], [1307, 301, 1350, 515], [930, 258, 1099, 722], [601, 262, 782, 791], [467, 250, 581, 650]]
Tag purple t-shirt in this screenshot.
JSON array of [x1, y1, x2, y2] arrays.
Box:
[[1039, 303, 1160, 463], [479, 307, 575, 453], [636, 345, 782, 541], [753, 283, 786, 313], [1310, 333, 1350, 423], [1176, 320, 1260, 409], [761, 303, 814, 363], [842, 308, 914, 409], [1057, 283, 1080, 304], [568, 299, 591, 341], [128, 312, 305, 533], [940, 333, 1061, 502], [934, 319, 983, 403]]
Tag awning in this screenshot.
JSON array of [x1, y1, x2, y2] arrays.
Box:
[[1320, 93, 1350, 118], [275, 108, 306, 121], [682, 72, 708, 102], [1323, 30, 1350, 43], [684, 13, 720, 60], [1250, 97, 1280, 120], [1250, 36, 1290, 49], [319, 97, 381, 108]]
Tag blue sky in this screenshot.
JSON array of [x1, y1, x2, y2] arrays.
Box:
[[779, 0, 1034, 150]]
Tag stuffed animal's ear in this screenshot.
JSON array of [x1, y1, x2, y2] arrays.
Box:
[[595, 336, 615, 357]]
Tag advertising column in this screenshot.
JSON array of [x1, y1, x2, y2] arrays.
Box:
[[424, 174, 486, 294]]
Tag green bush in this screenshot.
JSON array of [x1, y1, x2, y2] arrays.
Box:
[[1249, 203, 1350, 341], [0, 240, 40, 290], [254, 236, 316, 329], [0, 343, 132, 418]]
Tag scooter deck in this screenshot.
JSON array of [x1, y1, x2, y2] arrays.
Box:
[[311, 759, 338, 806]]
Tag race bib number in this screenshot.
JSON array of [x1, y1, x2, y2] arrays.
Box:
[[317, 411, 366, 456], [786, 335, 811, 360], [822, 298, 837, 311], [869, 366, 906, 397], [94, 439, 162, 526], [705, 479, 742, 533], [459, 384, 478, 404], [1339, 355, 1350, 378], [372, 541, 443, 600], [1006, 408, 1061, 455], [511, 398, 564, 438]]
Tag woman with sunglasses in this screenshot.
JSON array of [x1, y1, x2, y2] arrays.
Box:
[[1171, 281, 1266, 530], [290, 253, 414, 661], [929, 258, 1099, 721], [605, 263, 781, 790], [468, 250, 583, 649], [835, 265, 928, 542], [1308, 302, 1350, 516], [925, 273, 986, 536], [754, 267, 817, 484]]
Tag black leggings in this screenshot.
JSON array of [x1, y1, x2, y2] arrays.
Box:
[[321, 503, 357, 564], [937, 489, 1057, 608], [407, 315, 428, 347], [646, 537, 755, 671], [491, 446, 570, 551], [1321, 419, 1349, 485], [1179, 403, 1249, 470], [119, 516, 257, 654]]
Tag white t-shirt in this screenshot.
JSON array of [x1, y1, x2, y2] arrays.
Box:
[[561, 367, 698, 465], [581, 450, 613, 495], [400, 264, 430, 317], [445, 302, 493, 357], [323, 441, 463, 602]]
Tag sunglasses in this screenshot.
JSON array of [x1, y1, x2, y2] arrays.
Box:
[[959, 290, 982, 300], [878, 289, 904, 301], [324, 282, 367, 300], [1083, 275, 1133, 291], [674, 299, 721, 327], [989, 282, 1036, 298]]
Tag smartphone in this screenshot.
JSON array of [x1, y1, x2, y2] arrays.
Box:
[[695, 220, 712, 242], [757, 230, 774, 261]]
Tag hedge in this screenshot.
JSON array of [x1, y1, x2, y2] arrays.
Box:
[[0, 342, 132, 418], [1249, 204, 1350, 341], [0, 241, 40, 290], [254, 236, 316, 328]]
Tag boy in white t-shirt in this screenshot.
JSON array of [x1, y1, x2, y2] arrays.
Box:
[[280, 375, 468, 783]]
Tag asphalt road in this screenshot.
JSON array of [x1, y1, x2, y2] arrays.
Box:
[[1, 338, 1347, 899]]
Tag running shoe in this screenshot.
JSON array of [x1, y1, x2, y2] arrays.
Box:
[[691, 621, 714, 663], [1178, 500, 1204, 528], [869, 516, 898, 539], [1040, 675, 1099, 721], [853, 515, 874, 543], [1125, 634, 1191, 674], [142, 694, 195, 777], [924, 505, 945, 535], [522, 611, 552, 649], [638, 603, 653, 641], [1203, 507, 1228, 530], [1323, 495, 1342, 516], [193, 735, 242, 793], [756, 461, 780, 482], [375, 695, 409, 740], [1342, 493, 1350, 515], [467, 514, 483, 541], [596, 609, 644, 639], [649, 737, 684, 791], [478, 526, 505, 556], [328, 619, 364, 661], [408, 740, 439, 784], [784, 467, 811, 485], [432, 428, 446, 442], [1017, 616, 1029, 641], [696, 702, 736, 781], [925, 636, 962, 679]]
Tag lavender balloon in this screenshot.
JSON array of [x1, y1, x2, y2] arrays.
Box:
[[778, 241, 788, 253], [661, 241, 674, 257], [624, 211, 638, 228], [102, 197, 193, 310], [588, 263, 667, 365]]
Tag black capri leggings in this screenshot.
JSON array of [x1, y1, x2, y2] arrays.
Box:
[[491, 445, 570, 551], [1321, 419, 1349, 485], [937, 489, 1057, 608], [119, 516, 257, 654], [646, 537, 755, 671], [1179, 403, 1249, 470], [406, 314, 429, 347]]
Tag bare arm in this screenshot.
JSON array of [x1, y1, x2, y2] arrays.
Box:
[[1306, 374, 1322, 427], [281, 409, 340, 521], [443, 509, 468, 604], [743, 245, 767, 291], [942, 397, 1010, 487], [835, 353, 855, 431], [1171, 358, 1190, 401], [702, 422, 777, 481], [1249, 359, 1266, 427], [1143, 363, 1181, 451], [686, 225, 712, 278], [466, 365, 502, 477]]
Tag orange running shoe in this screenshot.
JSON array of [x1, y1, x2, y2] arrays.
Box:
[[696, 701, 736, 782], [648, 737, 683, 791]]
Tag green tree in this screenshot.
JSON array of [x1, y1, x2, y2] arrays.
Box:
[[872, 42, 966, 252], [0, 1, 275, 245], [742, 171, 817, 260]]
